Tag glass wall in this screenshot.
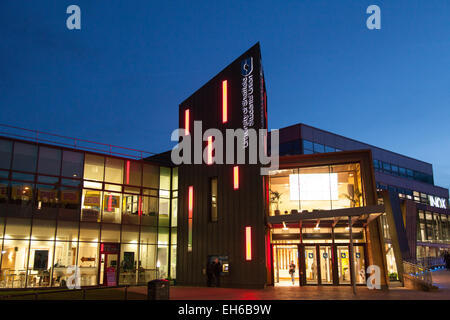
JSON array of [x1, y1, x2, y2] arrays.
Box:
[[268, 163, 363, 216], [416, 210, 450, 243], [0, 137, 177, 288]]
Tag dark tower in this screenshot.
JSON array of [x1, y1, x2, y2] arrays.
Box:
[[176, 43, 269, 288]]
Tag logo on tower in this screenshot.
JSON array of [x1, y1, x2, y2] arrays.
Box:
[[241, 57, 253, 76]]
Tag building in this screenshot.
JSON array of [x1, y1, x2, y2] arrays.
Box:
[[0, 43, 448, 290], [175, 43, 391, 289], [0, 135, 178, 288], [276, 123, 450, 281]]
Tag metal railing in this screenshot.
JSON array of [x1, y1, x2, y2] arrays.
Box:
[[0, 284, 139, 300], [403, 261, 433, 286], [407, 257, 445, 269], [0, 123, 155, 160]]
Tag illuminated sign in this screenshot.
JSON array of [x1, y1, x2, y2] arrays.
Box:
[[289, 173, 338, 201], [241, 57, 254, 148], [428, 196, 447, 209]]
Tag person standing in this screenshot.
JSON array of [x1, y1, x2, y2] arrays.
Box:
[[213, 258, 222, 287], [206, 260, 214, 287], [289, 260, 296, 285]]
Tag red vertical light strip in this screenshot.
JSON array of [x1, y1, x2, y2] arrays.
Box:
[[265, 231, 272, 273], [107, 194, 113, 212], [126, 160, 130, 185], [233, 166, 239, 190], [185, 109, 190, 135], [246, 226, 252, 261], [100, 243, 104, 252], [188, 186, 193, 218], [188, 186, 194, 252], [222, 80, 228, 123], [138, 196, 142, 216], [207, 136, 213, 165]]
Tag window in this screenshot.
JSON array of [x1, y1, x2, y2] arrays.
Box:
[[210, 177, 218, 222], [37, 146, 61, 176], [302, 140, 313, 153], [143, 164, 159, 189], [61, 150, 84, 178], [124, 161, 142, 186], [81, 189, 101, 222], [391, 165, 399, 176], [325, 145, 335, 153], [0, 139, 13, 169], [159, 167, 171, 191], [102, 191, 122, 224], [84, 154, 104, 182], [373, 160, 380, 171], [382, 162, 391, 173], [104, 157, 123, 184], [406, 169, 413, 179], [268, 163, 363, 215], [313, 142, 325, 153], [12, 142, 38, 172], [35, 184, 59, 219]]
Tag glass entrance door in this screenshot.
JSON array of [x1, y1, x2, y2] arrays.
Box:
[[99, 253, 118, 286], [319, 246, 333, 284], [353, 246, 365, 284], [337, 246, 350, 284], [304, 246, 318, 284], [273, 245, 299, 286]]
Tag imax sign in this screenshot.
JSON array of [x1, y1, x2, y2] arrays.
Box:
[[428, 196, 447, 209]]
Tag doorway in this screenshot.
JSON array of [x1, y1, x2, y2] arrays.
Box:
[[304, 246, 318, 284], [99, 243, 119, 286], [271, 243, 366, 286], [273, 245, 300, 286]]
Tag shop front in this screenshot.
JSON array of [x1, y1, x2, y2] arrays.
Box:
[[271, 222, 370, 286], [267, 151, 390, 288]]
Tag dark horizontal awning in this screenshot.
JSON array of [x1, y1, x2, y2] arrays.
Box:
[[267, 204, 385, 228]]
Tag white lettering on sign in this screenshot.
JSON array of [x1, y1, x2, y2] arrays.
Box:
[[429, 196, 447, 209], [241, 57, 255, 149]]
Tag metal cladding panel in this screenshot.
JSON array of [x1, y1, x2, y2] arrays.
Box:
[[176, 43, 268, 288]]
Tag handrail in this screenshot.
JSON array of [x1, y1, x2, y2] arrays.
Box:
[[0, 123, 156, 160], [403, 261, 433, 286]]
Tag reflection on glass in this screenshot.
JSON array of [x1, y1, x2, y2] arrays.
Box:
[[12, 142, 37, 172], [37, 146, 61, 176], [61, 150, 84, 178]]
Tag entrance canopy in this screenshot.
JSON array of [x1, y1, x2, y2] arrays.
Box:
[[267, 204, 385, 229]]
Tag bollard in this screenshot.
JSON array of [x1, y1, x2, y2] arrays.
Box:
[[124, 286, 128, 300]]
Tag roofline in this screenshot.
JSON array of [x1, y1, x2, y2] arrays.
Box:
[[277, 122, 433, 167]]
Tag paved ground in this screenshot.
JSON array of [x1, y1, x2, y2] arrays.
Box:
[[1, 270, 449, 300], [128, 269, 450, 300]]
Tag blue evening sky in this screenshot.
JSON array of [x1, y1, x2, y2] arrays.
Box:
[[0, 1, 449, 189]]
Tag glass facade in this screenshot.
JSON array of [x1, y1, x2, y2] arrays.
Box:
[[0, 138, 177, 288], [300, 139, 434, 185], [416, 210, 450, 243], [268, 163, 363, 216]]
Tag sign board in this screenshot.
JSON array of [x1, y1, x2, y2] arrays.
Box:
[[429, 196, 447, 209]]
